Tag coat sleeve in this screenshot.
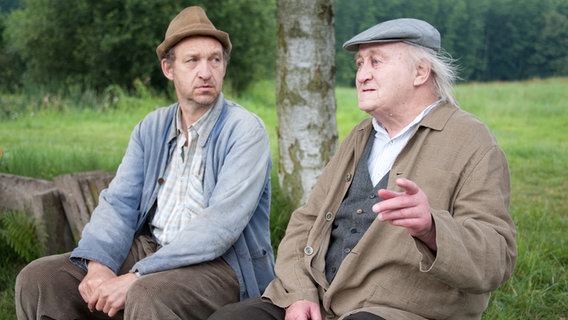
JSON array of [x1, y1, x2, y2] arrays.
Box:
[[413, 127, 517, 293], [70, 118, 149, 273], [406, 111, 516, 294]]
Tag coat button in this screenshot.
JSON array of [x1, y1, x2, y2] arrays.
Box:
[[304, 246, 314, 255], [344, 173, 352, 182], [325, 212, 333, 221]]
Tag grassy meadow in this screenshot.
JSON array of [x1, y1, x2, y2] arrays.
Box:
[[1, 78, 567, 319]]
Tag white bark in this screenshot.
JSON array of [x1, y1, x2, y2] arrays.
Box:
[[277, 0, 337, 207]]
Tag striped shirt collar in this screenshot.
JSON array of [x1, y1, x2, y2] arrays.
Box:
[[171, 93, 225, 146]]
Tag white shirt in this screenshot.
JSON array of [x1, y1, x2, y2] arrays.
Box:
[[367, 100, 441, 186]]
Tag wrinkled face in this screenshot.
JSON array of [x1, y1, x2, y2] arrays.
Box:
[[162, 36, 226, 109], [355, 42, 417, 117]]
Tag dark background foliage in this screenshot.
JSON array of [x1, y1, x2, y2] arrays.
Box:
[[1, 0, 567, 94]]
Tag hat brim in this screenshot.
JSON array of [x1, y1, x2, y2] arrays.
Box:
[[156, 26, 231, 60]]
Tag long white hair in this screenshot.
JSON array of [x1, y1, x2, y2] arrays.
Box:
[[408, 45, 460, 106]]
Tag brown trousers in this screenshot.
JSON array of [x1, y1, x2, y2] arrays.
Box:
[[208, 298, 386, 320], [15, 235, 239, 320]]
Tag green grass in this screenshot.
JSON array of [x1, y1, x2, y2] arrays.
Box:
[[1, 78, 567, 319]]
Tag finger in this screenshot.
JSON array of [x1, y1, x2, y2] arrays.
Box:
[[108, 308, 118, 318], [377, 188, 401, 200], [395, 178, 419, 195], [373, 193, 410, 214], [95, 297, 106, 312], [87, 294, 98, 313], [78, 283, 90, 304]]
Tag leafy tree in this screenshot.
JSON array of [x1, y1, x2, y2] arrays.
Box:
[[192, 0, 277, 92], [0, 0, 19, 12], [3, 0, 567, 92], [529, 9, 568, 77], [0, 10, 24, 92], [3, 0, 275, 93]]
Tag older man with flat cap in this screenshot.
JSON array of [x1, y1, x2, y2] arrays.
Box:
[[209, 17, 516, 320], [15, 6, 275, 320]]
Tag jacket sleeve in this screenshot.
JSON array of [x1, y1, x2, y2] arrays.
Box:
[[402, 108, 516, 294], [414, 130, 517, 293], [70, 118, 148, 273]]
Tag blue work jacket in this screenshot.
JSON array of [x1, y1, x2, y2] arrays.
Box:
[[71, 94, 275, 299]]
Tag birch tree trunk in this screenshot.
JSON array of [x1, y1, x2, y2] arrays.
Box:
[[276, 0, 337, 207]]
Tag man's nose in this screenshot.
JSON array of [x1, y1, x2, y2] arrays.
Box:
[[356, 63, 372, 84], [197, 61, 212, 79]]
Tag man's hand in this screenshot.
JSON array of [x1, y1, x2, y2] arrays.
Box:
[[372, 178, 437, 251], [285, 300, 322, 320], [93, 272, 138, 317], [78, 261, 137, 317], [78, 261, 116, 309]]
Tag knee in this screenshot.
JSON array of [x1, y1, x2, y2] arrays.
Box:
[[125, 278, 163, 306], [15, 253, 80, 298], [15, 259, 42, 293], [207, 303, 234, 320]]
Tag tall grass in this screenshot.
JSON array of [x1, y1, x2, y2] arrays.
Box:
[[1, 78, 567, 318]]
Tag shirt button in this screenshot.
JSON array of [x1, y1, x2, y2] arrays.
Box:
[[325, 212, 333, 221], [304, 246, 314, 255], [369, 194, 376, 199], [157, 177, 165, 185], [344, 248, 351, 254]]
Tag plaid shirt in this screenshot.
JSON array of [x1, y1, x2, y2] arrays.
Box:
[[152, 106, 215, 245]]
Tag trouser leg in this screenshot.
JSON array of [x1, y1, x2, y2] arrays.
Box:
[[207, 298, 285, 320], [124, 257, 240, 320], [15, 235, 237, 320], [343, 312, 386, 320], [15, 252, 111, 320], [14, 235, 157, 320]]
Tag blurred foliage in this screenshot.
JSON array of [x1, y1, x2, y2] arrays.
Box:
[[0, 211, 42, 262], [334, 0, 568, 86], [0, 0, 567, 93], [1, 0, 276, 93]]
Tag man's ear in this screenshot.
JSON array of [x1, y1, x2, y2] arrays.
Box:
[[161, 59, 174, 80], [414, 60, 431, 86]]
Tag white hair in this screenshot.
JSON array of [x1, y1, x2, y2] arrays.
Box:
[[407, 44, 460, 106]]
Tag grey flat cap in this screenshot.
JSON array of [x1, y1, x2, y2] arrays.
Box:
[[343, 18, 441, 52]]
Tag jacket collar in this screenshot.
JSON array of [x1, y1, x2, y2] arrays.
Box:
[[355, 100, 458, 134], [417, 100, 458, 131], [166, 93, 226, 146]]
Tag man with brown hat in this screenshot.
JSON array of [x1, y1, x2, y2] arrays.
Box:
[[16, 6, 275, 320], [208, 17, 516, 320]]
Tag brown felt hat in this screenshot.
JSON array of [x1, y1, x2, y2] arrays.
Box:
[[156, 6, 232, 60]]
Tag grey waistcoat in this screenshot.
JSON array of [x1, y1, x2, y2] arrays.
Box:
[[325, 132, 389, 283]]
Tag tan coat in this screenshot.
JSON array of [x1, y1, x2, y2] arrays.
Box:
[[263, 102, 517, 320]]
